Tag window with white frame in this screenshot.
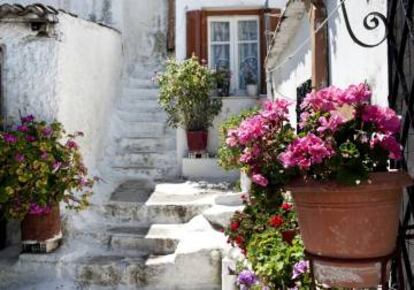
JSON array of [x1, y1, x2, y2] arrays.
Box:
[[208, 16, 260, 96]]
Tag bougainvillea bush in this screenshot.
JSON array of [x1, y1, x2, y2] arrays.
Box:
[[223, 99, 297, 189], [0, 115, 95, 220], [279, 83, 402, 184]]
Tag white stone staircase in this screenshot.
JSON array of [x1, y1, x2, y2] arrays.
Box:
[[104, 77, 178, 181], [0, 180, 234, 290]]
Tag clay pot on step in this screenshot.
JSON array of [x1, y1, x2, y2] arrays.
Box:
[[187, 130, 208, 152], [288, 171, 412, 288], [21, 204, 62, 253]]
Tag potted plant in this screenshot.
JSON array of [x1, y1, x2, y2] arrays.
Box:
[[245, 70, 258, 97], [215, 67, 232, 97], [157, 56, 223, 152], [279, 83, 413, 288], [0, 115, 95, 253]]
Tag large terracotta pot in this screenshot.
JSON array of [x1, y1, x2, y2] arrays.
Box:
[[288, 171, 412, 288], [186, 130, 208, 152], [21, 204, 62, 253]]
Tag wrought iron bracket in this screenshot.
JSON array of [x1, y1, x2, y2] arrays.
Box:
[[341, 1, 388, 48]]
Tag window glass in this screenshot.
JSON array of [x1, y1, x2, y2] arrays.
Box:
[[238, 20, 258, 41], [211, 22, 230, 42], [238, 43, 259, 89], [211, 44, 231, 70]]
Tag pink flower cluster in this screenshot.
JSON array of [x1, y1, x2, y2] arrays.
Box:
[[224, 99, 291, 187], [279, 134, 335, 170], [362, 105, 401, 134], [28, 203, 52, 216], [370, 133, 402, 160], [317, 112, 345, 134], [301, 83, 371, 111]]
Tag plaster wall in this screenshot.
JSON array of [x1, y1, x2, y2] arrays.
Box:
[[269, 16, 312, 128], [0, 22, 60, 123], [327, 0, 388, 106], [55, 13, 123, 171], [269, 0, 388, 126]]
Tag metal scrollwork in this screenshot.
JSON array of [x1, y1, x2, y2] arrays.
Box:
[[341, 1, 388, 48]]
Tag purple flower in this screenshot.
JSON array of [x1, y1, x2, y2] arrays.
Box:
[[66, 140, 78, 150], [21, 115, 35, 123], [40, 152, 49, 160], [15, 153, 25, 162], [237, 270, 258, 288], [26, 135, 36, 142], [52, 161, 62, 172], [17, 125, 29, 133], [42, 127, 53, 137], [28, 203, 52, 216], [292, 260, 309, 280], [3, 133, 17, 144]]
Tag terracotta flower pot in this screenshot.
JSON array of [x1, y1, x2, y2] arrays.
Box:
[[186, 130, 208, 152], [21, 204, 62, 253], [288, 171, 412, 288]]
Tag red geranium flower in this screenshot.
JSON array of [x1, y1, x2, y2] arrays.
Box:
[[281, 203, 293, 211], [235, 235, 245, 245], [230, 222, 240, 231], [269, 215, 284, 227]]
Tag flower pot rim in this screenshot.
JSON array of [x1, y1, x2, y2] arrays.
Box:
[[287, 171, 413, 193]]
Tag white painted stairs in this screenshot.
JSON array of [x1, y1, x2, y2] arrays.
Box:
[[0, 180, 236, 290]]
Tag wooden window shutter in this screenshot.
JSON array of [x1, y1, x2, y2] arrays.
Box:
[[260, 8, 280, 94], [186, 10, 208, 63]]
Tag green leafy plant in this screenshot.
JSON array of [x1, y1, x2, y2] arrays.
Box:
[[157, 56, 223, 131], [217, 107, 259, 170], [247, 230, 310, 289], [0, 115, 95, 220]]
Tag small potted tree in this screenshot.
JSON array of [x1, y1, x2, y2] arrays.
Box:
[[0, 115, 95, 253], [158, 56, 223, 152], [245, 70, 258, 97]]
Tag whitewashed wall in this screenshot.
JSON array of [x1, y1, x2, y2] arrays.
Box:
[[56, 14, 123, 171], [269, 0, 388, 126], [269, 16, 312, 128], [0, 14, 122, 173], [327, 0, 388, 106], [1, 22, 60, 122]]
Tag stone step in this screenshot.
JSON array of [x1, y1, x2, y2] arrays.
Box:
[[102, 201, 212, 225], [118, 137, 175, 154], [108, 224, 181, 255], [110, 179, 155, 203], [123, 78, 158, 89], [123, 87, 159, 100], [117, 110, 168, 122], [112, 152, 177, 168], [117, 98, 161, 111], [120, 122, 168, 138], [74, 254, 148, 286], [111, 167, 179, 181]]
